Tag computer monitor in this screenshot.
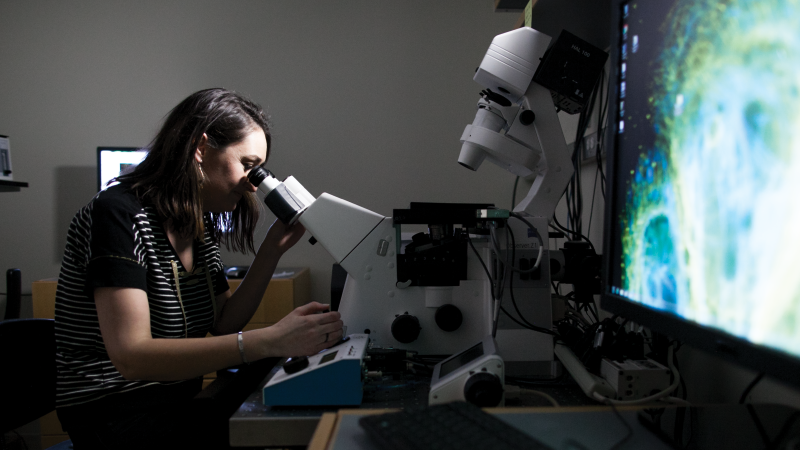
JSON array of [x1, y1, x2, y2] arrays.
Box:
[[602, 0, 800, 389], [97, 147, 148, 191]]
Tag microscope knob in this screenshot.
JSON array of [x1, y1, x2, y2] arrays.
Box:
[[434, 304, 463, 332], [283, 356, 309, 374], [519, 109, 536, 125], [463, 373, 503, 407], [391, 314, 421, 344]]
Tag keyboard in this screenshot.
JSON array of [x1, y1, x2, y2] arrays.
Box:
[[358, 401, 553, 450]]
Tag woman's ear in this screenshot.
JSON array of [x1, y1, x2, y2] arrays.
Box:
[[195, 133, 209, 164]]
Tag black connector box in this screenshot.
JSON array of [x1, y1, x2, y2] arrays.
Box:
[[533, 30, 608, 114]]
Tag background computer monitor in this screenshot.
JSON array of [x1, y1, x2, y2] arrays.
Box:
[[97, 147, 147, 191], [601, 0, 800, 389]]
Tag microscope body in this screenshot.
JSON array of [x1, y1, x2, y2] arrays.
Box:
[[250, 27, 602, 376], [299, 196, 499, 356]]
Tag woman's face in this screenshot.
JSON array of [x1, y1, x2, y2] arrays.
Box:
[[197, 128, 267, 213]]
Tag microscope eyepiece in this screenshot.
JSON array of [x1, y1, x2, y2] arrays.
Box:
[[247, 165, 270, 187]]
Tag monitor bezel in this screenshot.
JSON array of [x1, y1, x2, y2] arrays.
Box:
[[599, 0, 800, 390], [96, 146, 145, 192]]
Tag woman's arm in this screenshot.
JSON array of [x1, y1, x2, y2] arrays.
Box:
[[211, 219, 307, 336], [96, 287, 343, 381]]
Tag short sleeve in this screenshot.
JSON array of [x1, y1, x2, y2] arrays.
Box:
[[86, 192, 148, 291]]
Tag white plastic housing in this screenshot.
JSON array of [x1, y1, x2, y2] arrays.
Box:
[[554, 343, 615, 398], [254, 173, 281, 194], [474, 28, 551, 104], [429, 337, 505, 406], [459, 123, 541, 178], [283, 176, 316, 207], [336, 219, 495, 355], [298, 193, 384, 263]]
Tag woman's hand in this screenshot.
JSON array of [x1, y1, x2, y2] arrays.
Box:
[[255, 302, 344, 358], [261, 219, 306, 255]]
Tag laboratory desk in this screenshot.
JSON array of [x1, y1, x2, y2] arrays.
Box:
[[228, 363, 590, 448], [308, 403, 800, 450], [307, 406, 673, 450], [228, 361, 800, 450]]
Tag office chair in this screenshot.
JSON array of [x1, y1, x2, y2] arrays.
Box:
[[3, 269, 21, 320], [0, 318, 71, 449]]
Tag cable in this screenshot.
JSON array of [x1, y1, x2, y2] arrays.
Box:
[[478, 224, 558, 337], [504, 223, 559, 337], [551, 214, 577, 240], [605, 402, 635, 450], [499, 219, 544, 273], [467, 234, 501, 338], [499, 305, 543, 331], [587, 162, 600, 239], [508, 212, 544, 270], [564, 309, 591, 328], [739, 372, 765, 404], [567, 74, 600, 236], [595, 70, 609, 201], [471, 219, 557, 337], [520, 388, 560, 407], [587, 302, 600, 323], [487, 217, 543, 274], [5, 430, 30, 450], [505, 225, 534, 329], [551, 214, 597, 253]]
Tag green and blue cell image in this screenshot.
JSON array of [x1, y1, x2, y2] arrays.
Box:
[[620, 0, 800, 355]]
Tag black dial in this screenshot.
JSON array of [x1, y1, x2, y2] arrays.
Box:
[[435, 304, 463, 332], [391, 313, 421, 344], [464, 372, 503, 407], [282, 356, 309, 375]]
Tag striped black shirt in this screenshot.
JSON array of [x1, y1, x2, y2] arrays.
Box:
[[54, 185, 229, 407]]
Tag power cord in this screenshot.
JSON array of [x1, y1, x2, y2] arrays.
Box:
[[467, 232, 558, 338], [739, 372, 765, 404]]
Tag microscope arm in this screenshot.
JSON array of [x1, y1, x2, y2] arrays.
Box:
[[458, 27, 574, 221], [510, 83, 574, 219]]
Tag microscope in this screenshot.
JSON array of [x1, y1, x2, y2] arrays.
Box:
[[250, 28, 606, 377]]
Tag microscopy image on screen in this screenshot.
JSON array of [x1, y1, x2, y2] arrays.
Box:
[[614, 0, 800, 356], [99, 149, 147, 191]]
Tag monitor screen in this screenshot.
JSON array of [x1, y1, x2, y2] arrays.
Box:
[[97, 147, 147, 191], [602, 0, 800, 386]]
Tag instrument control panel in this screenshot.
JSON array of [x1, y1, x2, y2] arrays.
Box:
[[263, 334, 369, 406]]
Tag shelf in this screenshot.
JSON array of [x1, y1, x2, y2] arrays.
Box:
[[494, 0, 529, 12], [0, 180, 29, 192], [507, 0, 612, 50]]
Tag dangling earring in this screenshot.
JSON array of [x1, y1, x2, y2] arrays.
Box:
[[198, 163, 206, 184]]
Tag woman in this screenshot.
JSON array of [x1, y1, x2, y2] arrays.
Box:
[[54, 88, 343, 449]]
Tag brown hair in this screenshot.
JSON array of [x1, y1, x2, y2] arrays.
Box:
[[116, 88, 270, 253]]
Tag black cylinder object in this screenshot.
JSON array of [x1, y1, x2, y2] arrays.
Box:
[[519, 109, 536, 125], [391, 314, 421, 344], [434, 304, 463, 332], [283, 356, 309, 375], [463, 372, 503, 407], [247, 166, 269, 187]]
